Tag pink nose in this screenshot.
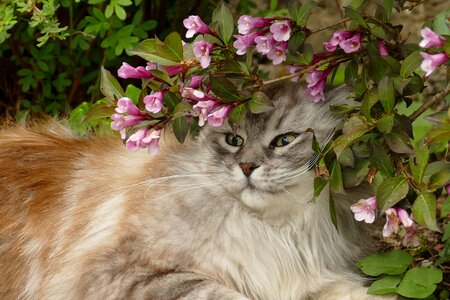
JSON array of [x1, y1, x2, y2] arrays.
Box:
[[239, 163, 259, 177]]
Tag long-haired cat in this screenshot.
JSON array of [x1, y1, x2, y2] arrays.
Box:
[[0, 82, 394, 299]]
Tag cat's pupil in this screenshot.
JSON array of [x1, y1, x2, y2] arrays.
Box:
[[271, 133, 297, 148], [225, 134, 244, 147]]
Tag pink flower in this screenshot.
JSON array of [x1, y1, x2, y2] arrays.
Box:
[[397, 208, 414, 227], [446, 184, 450, 195], [126, 128, 149, 151], [378, 40, 389, 56], [323, 30, 353, 52], [233, 32, 261, 55], [142, 129, 161, 156], [255, 34, 276, 54], [270, 21, 291, 42], [207, 105, 232, 127], [110, 114, 146, 131], [193, 40, 214, 68], [305, 69, 329, 102], [339, 34, 362, 53], [419, 27, 445, 48], [288, 65, 302, 82], [420, 52, 449, 76], [350, 197, 377, 223], [267, 42, 288, 65], [193, 100, 218, 126], [383, 208, 400, 237], [143, 91, 164, 113], [183, 15, 213, 38], [118, 62, 152, 79], [189, 75, 202, 89], [237, 15, 271, 34], [115, 97, 142, 116], [181, 87, 206, 101], [403, 223, 419, 247]]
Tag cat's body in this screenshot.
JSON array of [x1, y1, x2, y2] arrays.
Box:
[[0, 83, 393, 299]]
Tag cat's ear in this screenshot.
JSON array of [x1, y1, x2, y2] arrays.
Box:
[[324, 85, 358, 107]]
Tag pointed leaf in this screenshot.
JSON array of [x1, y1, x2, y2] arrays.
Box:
[[248, 91, 273, 114], [312, 176, 328, 202], [129, 39, 179, 65], [385, 130, 413, 154], [329, 191, 339, 231], [212, 3, 234, 43], [412, 192, 440, 232], [228, 104, 247, 126], [173, 116, 189, 144], [376, 177, 409, 214], [288, 30, 306, 54], [378, 76, 395, 112], [296, 0, 318, 26], [288, 0, 302, 23], [333, 128, 371, 158], [400, 51, 421, 79], [330, 161, 344, 193], [370, 144, 394, 177], [100, 66, 125, 101], [410, 142, 430, 184], [210, 76, 241, 102], [361, 90, 380, 122], [377, 113, 394, 134]]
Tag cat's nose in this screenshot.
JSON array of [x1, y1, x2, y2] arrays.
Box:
[[239, 163, 259, 177]]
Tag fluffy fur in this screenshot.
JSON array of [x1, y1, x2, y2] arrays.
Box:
[[0, 83, 394, 299]]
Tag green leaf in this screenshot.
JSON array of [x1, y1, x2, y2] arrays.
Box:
[[338, 147, 354, 168], [288, 0, 302, 24], [357, 250, 413, 276], [343, 159, 370, 188], [368, 275, 401, 295], [162, 32, 183, 62], [370, 144, 394, 177], [330, 161, 344, 193], [443, 223, 450, 242], [173, 116, 189, 144], [333, 127, 371, 159], [228, 104, 247, 126], [329, 191, 339, 231], [212, 3, 234, 43], [413, 192, 440, 232], [163, 91, 180, 110], [432, 10, 450, 36], [377, 113, 394, 134], [368, 55, 389, 82], [344, 6, 368, 29], [441, 196, 450, 218], [410, 142, 430, 184], [312, 176, 328, 202], [370, 26, 387, 40], [378, 76, 395, 112], [288, 30, 306, 54], [248, 91, 273, 114], [361, 90, 379, 122], [100, 66, 124, 101], [129, 39, 179, 65], [173, 102, 192, 118], [210, 77, 241, 102], [397, 268, 443, 299], [382, 0, 394, 19], [296, 0, 318, 26], [149, 69, 174, 85], [385, 130, 413, 154], [114, 3, 127, 20], [125, 84, 141, 104], [400, 51, 421, 79], [344, 59, 358, 87], [376, 177, 409, 214]]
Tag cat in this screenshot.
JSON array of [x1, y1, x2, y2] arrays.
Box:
[[0, 82, 395, 300]]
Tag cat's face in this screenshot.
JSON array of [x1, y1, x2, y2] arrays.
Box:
[[197, 83, 350, 212]]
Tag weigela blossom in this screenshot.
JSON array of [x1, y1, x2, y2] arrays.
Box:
[[383, 208, 400, 237], [115, 97, 142, 116], [183, 15, 213, 38], [255, 35, 276, 54], [403, 223, 419, 247], [323, 30, 353, 52], [118, 62, 152, 79], [339, 34, 362, 53], [237, 16, 271, 35], [420, 52, 449, 76], [350, 197, 377, 224], [181, 87, 208, 101], [305, 69, 329, 102], [383, 207, 417, 245], [126, 128, 149, 151], [377, 40, 389, 56], [233, 31, 262, 55], [142, 129, 161, 156], [193, 100, 218, 127], [419, 27, 445, 48], [207, 105, 233, 127], [126, 128, 161, 155], [270, 21, 291, 42], [193, 40, 214, 68], [143, 91, 164, 113], [267, 42, 288, 65], [189, 75, 202, 89]]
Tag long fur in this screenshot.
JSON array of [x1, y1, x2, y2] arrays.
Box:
[[0, 83, 395, 299]]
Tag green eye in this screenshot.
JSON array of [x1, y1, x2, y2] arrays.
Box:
[[272, 133, 297, 147], [225, 134, 244, 147]]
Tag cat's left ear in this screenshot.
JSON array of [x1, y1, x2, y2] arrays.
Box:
[[324, 85, 359, 107]]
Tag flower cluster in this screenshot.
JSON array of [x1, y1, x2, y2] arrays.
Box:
[[419, 27, 448, 76], [323, 30, 362, 54], [182, 16, 217, 69], [234, 16, 292, 65], [351, 197, 419, 247]]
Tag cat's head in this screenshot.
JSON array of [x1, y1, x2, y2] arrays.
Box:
[[197, 82, 353, 214]]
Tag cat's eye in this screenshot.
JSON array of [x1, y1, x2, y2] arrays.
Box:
[[225, 134, 244, 147], [271, 133, 297, 148]]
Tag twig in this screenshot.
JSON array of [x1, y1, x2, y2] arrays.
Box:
[[243, 56, 350, 90], [409, 90, 449, 121], [310, 18, 351, 35], [403, 0, 429, 11]]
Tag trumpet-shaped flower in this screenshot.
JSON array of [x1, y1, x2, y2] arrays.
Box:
[[142, 129, 161, 156], [378, 40, 389, 56], [350, 197, 377, 223], [237, 16, 271, 34], [419, 27, 445, 48], [193, 40, 214, 68], [267, 42, 288, 65], [183, 15, 213, 38], [126, 128, 149, 151], [233, 32, 261, 55], [323, 30, 353, 52], [383, 208, 400, 237], [143, 91, 164, 113], [339, 34, 362, 53], [118, 62, 152, 79], [305, 69, 328, 102], [420, 52, 449, 76], [110, 114, 146, 132], [270, 21, 291, 42], [115, 97, 142, 116], [207, 105, 232, 127], [255, 35, 275, 54], [193, 100, 218, 127]]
